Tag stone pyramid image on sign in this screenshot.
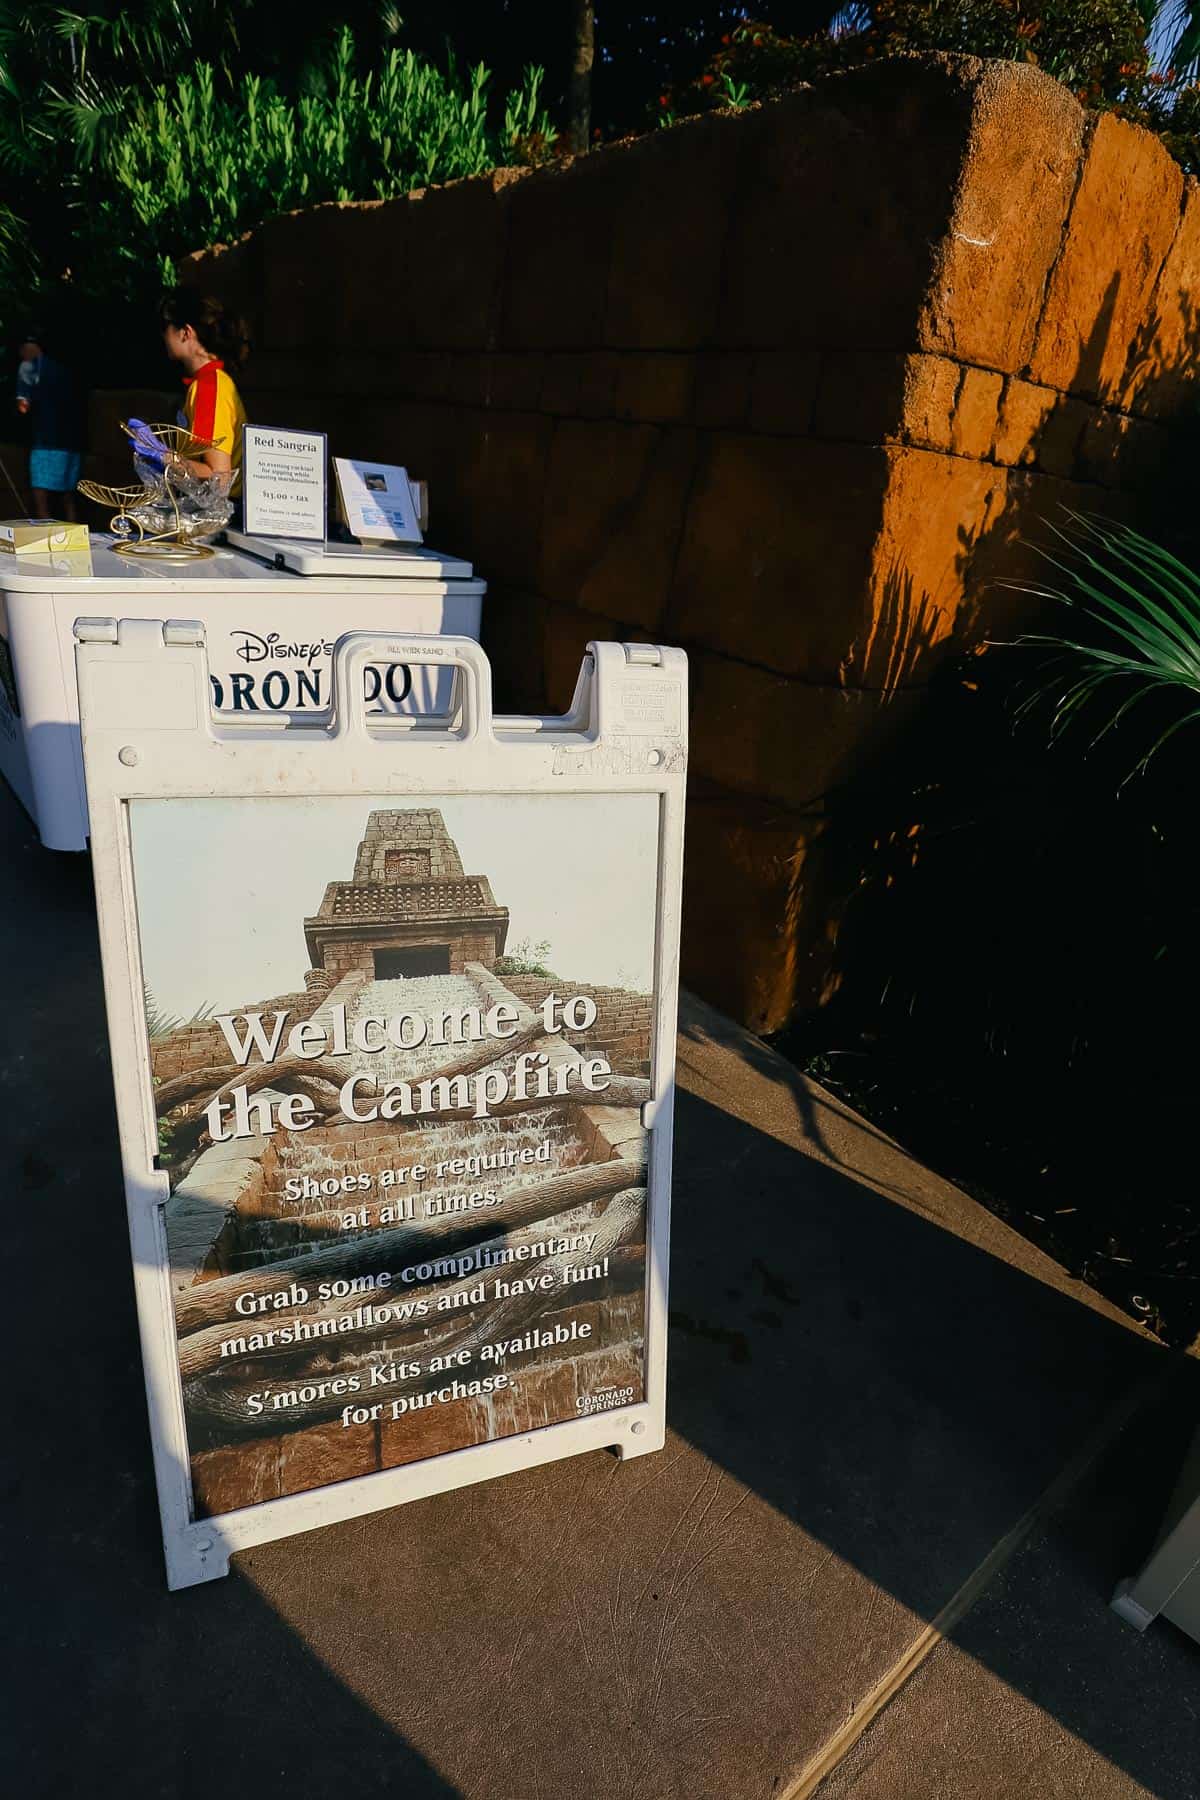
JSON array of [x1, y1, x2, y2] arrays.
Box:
[[137, 800, 657, 1517], [304, 808, 510, 981]]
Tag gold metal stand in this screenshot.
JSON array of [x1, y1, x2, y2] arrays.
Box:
[[78, 423, 227, 560]]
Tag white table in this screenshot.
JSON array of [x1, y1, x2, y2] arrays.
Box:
[[0, 535, 485, 850]]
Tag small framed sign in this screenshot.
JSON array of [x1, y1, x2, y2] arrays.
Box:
[[242, 425, 327, 540], [334, 458, 423, 544]]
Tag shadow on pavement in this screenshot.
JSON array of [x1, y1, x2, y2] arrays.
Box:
[[816, 1384, 1200, 1799], [0, 788, 462, 1800], [4, 778, 1197, 1800]]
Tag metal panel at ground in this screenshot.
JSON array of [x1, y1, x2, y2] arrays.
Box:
[[75, 623, 686, 1587]]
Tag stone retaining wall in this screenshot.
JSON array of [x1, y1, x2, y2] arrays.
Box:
[[177, 54, 1200, 1031]]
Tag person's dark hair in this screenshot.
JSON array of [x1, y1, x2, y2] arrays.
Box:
[[159, 288, 249, 370]]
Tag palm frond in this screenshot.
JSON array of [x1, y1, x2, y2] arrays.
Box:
[[143, 982, 215, 1039], [1006, 511, 1200, 779], [1152, 0, 1200, 72]]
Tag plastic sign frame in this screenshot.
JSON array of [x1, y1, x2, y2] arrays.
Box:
[[333, 457, 423, 545], [73, 624, 686, 1589]]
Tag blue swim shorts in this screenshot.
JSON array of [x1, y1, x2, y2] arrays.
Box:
[[29, 448, 83, 494]]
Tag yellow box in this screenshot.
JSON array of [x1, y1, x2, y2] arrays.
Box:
[[0, 519, 90, 555]]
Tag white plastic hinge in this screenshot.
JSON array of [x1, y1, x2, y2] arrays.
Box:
[[640, 1099, 659, 1130], [163, 619, 206, 647], [623, 644, 663, 667], [74, 617, 119, 644]]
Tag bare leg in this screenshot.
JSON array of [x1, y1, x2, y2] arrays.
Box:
[[57, 490, 78, 523], [30, 487, 51, 520]]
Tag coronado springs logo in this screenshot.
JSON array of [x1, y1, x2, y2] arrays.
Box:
[[209, 631, 413, 711]]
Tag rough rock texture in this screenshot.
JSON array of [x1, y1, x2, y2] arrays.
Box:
[[919, 57, 1087, 370], [1029, 112, 1185, 402], [162, 54, 1200, 1031]]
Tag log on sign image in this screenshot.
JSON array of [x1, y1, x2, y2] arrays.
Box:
[[137, 800, 658, 1517]]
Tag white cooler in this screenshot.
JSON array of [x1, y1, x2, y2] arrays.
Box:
[[0, 533, 486, 851]]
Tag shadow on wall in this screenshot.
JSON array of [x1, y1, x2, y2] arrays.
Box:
[[848, 266, 1187, 703], [856, 562, 942, 699], [785, 257, 1200, 1343]]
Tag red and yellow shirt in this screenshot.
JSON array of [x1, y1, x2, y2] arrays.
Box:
[[178, 358, 246, 492]]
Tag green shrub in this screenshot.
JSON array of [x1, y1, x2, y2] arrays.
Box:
[[1116, 75, 1200, 177], [2, 26, 555, 314], [80, 29, 554, 299], [865, 0, 1149, 98], [494, 938, 556, 977], [663, 20, 858, 120], [666, 3, 1151, 125]]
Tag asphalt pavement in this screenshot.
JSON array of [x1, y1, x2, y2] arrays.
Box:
[[3, 777, 1197, 1800]]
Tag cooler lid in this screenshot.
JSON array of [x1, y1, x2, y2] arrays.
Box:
[[223, 531, 474, 579]]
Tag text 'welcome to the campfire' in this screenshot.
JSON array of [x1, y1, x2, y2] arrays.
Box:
[[202, 995, 615, 1143]]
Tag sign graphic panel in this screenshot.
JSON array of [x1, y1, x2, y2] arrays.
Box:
[[132, 795, 656, 1519]]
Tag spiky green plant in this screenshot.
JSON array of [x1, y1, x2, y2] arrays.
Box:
[[1007, 512, 1200, 779], [144, 982, 216, 1039]]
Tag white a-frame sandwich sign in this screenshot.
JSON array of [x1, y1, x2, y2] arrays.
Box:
[[74, 623, 686, 1587]]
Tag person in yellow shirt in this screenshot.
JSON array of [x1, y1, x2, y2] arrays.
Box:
[[159, 289, 248, 493]]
